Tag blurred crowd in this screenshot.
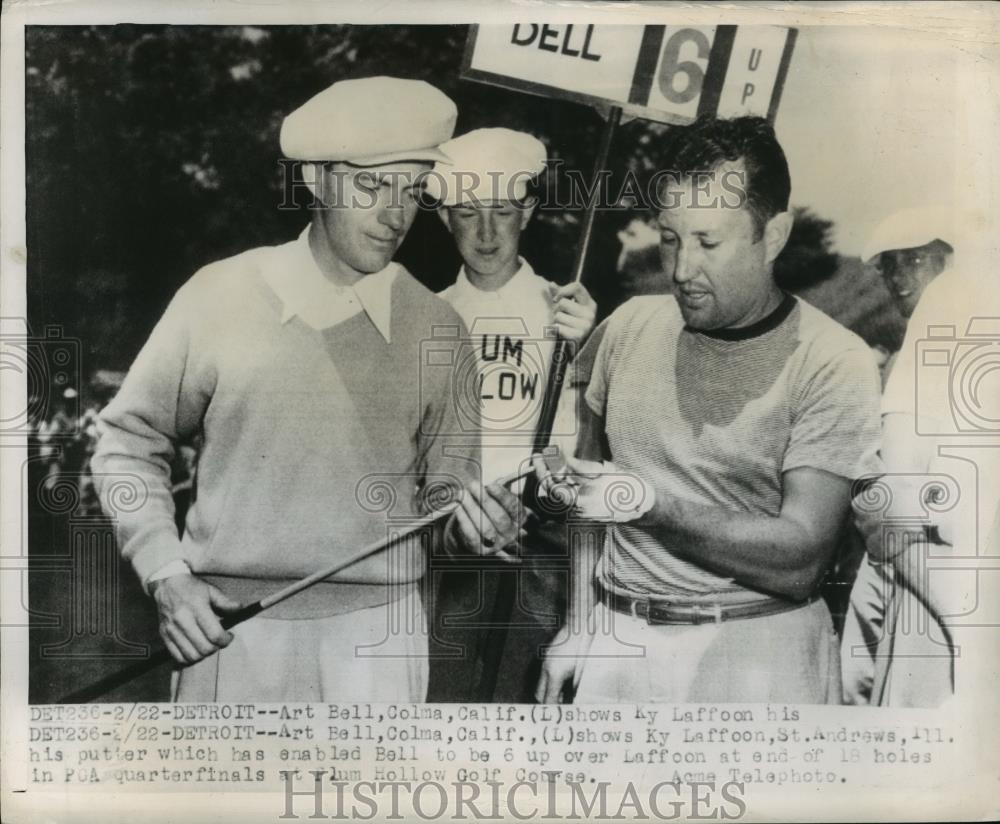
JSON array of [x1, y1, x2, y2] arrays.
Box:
[[29, 386, 198, 528]]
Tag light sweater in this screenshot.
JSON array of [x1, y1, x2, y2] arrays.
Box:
[[92, 235, 479, 612]]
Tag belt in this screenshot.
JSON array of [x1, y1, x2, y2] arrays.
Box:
[[598, 583, 808, 625]]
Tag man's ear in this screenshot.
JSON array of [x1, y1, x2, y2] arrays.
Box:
[[763, 211, 793, 265], [519, 196, 539, 230], [436, 207, 453, 233]]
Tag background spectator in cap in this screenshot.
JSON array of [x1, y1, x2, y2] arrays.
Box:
[[842, 207, 956, 706], [846, 209, 998, 708], [863, 207, 955, 320], [92, 76, 525, 702], [423, 127, 597, 701]]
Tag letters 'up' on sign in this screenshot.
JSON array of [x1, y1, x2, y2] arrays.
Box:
[[461, 24, 797, 124]]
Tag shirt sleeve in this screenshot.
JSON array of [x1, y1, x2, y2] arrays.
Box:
[[143, 560, 193, 593], [784, 343, 883, 480], [91, 276, 213, 584], [569, 317, 610, 389], [583, 316, 619, 417]]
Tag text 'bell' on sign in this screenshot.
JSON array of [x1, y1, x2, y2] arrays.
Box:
[[461, 24, 797, 125]]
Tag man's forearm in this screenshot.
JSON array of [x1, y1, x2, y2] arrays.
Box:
[[637, 495, 835, 601]]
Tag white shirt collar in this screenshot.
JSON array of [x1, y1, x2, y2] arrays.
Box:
[[262, 226, 396, 342], [451, 257, 547, 303]]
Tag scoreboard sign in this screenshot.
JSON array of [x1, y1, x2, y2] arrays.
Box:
[[462, 24, 797, 124]]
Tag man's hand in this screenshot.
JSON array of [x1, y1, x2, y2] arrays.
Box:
[[531, 449, 654, 523], [549, 282, 597, 346], [450, 480, 527, 561], [150, 574, 241, 664], [535, 627, 591, 704]]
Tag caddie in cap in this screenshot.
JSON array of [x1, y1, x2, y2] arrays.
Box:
[[862, 207, 955, 320], [424, 127, 597, 701], [93, 77, 526, 702]]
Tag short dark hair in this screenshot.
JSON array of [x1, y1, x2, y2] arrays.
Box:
[[658, 115, 791, 238]]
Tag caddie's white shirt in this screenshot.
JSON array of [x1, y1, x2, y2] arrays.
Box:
[[439, 258, 557, 483]]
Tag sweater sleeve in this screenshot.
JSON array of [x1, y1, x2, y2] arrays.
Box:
[[91, 275, 214, 584], [414, 315, 482, 515]]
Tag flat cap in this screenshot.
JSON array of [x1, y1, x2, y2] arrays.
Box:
[[862, 207, 955, 263], [280, 76, 457, 165], [425, 127, 547, 206]]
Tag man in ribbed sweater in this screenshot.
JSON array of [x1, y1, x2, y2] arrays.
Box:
[[91, 77, 525, 702]]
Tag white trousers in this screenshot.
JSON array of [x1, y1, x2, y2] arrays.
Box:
[[172, 587, 429, 703], [573, 599, 841, 704]]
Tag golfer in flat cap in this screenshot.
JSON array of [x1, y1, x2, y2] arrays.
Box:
[[92, 77, 525, 702], [423, 128, 597, 701]]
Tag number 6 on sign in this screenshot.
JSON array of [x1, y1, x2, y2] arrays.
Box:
[[647, 26, 717, 119], [657, 27, 712, 106]]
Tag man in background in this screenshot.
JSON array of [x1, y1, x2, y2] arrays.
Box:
[[842, 208, 955, 705], [847, 209, 999, 707]]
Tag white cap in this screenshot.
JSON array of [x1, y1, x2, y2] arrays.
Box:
[[862, 207, 956, 263], [280, 76, 457, 165], [425, 128, 547, 206]]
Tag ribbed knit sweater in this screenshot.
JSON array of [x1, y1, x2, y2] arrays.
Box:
[[92, 240, 479, 606]]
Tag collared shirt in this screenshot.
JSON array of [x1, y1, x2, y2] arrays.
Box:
[[261, 225, 396, 340], [146, 226, 398, 590], [440, 258, 552, 327]]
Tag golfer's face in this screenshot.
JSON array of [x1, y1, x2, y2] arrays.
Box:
[[315, 161, 429, 276], [658, 167, 773, 331]]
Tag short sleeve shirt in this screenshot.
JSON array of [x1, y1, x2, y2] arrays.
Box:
[[586, 294, 882, 600]]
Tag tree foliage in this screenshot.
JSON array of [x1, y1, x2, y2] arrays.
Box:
[[26, 26, 841, 369], [772, 207, 840, 292]]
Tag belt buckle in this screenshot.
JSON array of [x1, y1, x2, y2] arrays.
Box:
[[638, 598, 669, 625], [691, 603, 724, 625]]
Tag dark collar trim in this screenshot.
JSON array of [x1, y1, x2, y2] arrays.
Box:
[[693, 292, 796, 341]]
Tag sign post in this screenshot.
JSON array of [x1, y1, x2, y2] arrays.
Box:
[[460, 22, 797, 701]]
